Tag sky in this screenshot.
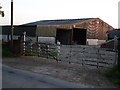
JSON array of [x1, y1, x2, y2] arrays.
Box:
[[0, 0, 119, 28]]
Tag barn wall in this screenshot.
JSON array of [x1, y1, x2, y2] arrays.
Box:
[[2, 26, 11, 35], [74, 18, 114, 40], [36, 26, 56, 37], [42, 18, 114, 40], [14, 26, 37, 37], [2, 26, 37, 37]]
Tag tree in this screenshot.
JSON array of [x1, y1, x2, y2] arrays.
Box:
[[0, 5, 4, 17]]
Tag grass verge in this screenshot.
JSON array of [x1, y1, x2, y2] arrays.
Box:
[[2, 48, 20, 57], [105, 65, 120, 86]]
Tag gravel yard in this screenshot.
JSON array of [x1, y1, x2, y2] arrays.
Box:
[[2, 56, 118, 88]]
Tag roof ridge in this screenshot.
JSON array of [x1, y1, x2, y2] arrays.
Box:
[[40, 18, 95, 21], [22, 18, 95, 25]]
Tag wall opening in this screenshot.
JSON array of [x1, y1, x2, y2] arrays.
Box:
[[56, 29, 72, 45], [73, 28, 87, 45]]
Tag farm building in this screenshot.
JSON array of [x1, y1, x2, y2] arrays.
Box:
[[1, 18, 114, 45], [107, 29, 120, 39]]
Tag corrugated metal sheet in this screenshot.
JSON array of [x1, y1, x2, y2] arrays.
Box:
[[2, 26, 37, 37], [14, 26, 36, 36], [2, 26, 11, 35], [36, 26, 56, 37]]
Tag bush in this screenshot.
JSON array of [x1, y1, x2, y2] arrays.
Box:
[[106, 66, 120, 85], [2, 48, 19, 57]]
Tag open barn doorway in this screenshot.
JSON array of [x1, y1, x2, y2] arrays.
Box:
[[73, 28, 87, 45], [56, 29, 72, 45]]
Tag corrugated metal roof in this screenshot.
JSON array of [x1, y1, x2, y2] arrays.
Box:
[[22, 18, 95, 26]]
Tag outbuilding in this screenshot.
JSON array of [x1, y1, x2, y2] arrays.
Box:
[[107, 29, 120, 39]]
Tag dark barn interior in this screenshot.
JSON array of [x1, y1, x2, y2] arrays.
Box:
[[73, 28, 87, 45], [56, 29, 72, 45], [56, 28, 87, 45]]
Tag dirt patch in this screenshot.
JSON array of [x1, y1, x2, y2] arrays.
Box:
[[2, 56, 118, 88]]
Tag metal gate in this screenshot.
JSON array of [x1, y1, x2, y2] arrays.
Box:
[[57, 45, 117, 68], [22, 32, 118, 68]]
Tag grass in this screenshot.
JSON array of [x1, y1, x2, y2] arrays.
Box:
[[105, 65, 120, 86], [25, 47, 57, 59], [2, 48, 20, 57]]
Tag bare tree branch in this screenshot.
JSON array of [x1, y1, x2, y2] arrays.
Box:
[[0, 5, 4, 17]]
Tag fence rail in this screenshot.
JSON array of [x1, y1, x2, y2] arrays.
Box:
[[57, 45, 116, 68], [22, 32, 118, 68], [23, 41, 117, 68], [24, 42, 57, 59]]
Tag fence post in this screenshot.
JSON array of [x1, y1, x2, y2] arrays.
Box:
[[82, 47, 85, 66], [38, 43, 41, 57], [57, 41, 61, 61], [114, 36, 118, 64], [30, 42, 33, 55], [97, 48, 100, 68], [118, 38, 120, 72], [23, 32, 26, 55], [69, 45, 72, 63], [47, 45, 49, 58]]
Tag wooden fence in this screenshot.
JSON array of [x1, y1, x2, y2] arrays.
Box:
[[24, 42, 57, 59]]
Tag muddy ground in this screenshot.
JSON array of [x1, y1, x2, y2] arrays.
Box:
[[2, 56, 118, 88]]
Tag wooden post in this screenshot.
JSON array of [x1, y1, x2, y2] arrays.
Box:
[[23, 32, 26, 55], [30, 42, 33, 55], [47, 45, 49, 58], [7, 34, 10, 41], [11, 0, 14, 48], [36, 36, 38, 42], [57, 41, 61, 61], [38, 44, 41, 57], [19, 36, 24, 55]]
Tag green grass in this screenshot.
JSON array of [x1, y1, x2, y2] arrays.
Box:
[[105, 66, 120, 86], [2, 48, 20, 57], [25, 48, 57, 59]]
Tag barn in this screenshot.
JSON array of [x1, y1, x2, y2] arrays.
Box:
[[1, 18, 114, 45]]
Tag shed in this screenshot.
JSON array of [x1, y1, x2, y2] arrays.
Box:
[[107, 29, 120, 39]]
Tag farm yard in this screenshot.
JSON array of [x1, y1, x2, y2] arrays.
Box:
[[2, 56, 118, 88], [2, 31, 120, 88]]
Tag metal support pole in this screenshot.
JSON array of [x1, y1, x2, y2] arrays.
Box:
[[114, 36, 118, 64], [97, 48, 100, 68]]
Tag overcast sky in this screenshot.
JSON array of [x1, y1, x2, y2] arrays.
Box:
[[0, 0, 119, 28]]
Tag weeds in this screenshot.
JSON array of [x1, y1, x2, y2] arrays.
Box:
[[2, 48, 19, 57], [106, 65, 120, 86]]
